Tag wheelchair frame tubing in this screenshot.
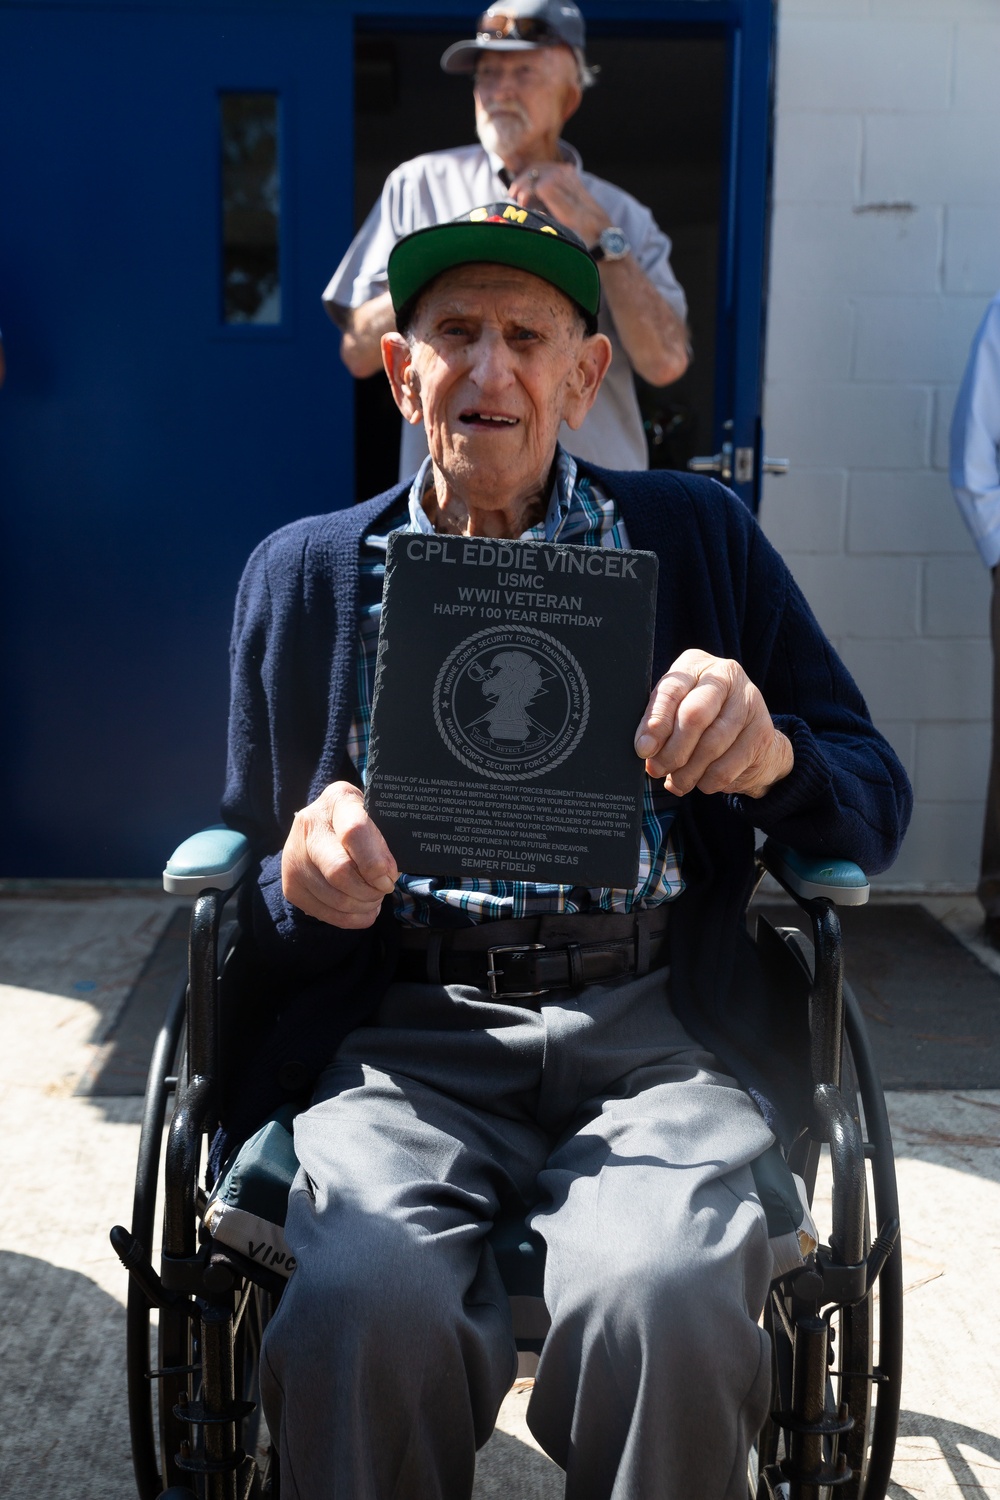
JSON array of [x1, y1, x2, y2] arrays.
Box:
[[164, 888, 227, 1265], [758, 893, 901, 1500], [807, 899, 845, 1096], [157, 889, 249, 1498]]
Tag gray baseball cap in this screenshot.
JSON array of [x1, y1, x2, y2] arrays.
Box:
[[441, 2, 596, 86]]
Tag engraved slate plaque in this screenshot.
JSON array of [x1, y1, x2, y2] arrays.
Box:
[[365, 533, 659, 888]]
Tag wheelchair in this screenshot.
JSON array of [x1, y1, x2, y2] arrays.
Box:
[[112, 828, 903, 1500]]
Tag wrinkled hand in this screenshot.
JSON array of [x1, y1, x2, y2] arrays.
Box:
[[281, 782, 399, 928], [508, 162, 610, 248], [634, 650, 794, 799]]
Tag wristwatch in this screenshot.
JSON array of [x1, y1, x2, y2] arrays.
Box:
[[590, 226, 630, 263]]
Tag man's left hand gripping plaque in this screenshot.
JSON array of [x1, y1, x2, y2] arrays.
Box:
[[365, 532, 658, 889]]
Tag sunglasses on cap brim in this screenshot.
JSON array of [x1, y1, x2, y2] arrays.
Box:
[[476, 12, 563, 45]]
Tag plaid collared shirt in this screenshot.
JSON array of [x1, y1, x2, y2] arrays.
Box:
[[347, 449, 684, 925]]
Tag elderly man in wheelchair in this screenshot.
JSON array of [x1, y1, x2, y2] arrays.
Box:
[[113, 205, 911, 1500]]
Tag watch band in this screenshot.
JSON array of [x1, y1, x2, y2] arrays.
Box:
[[590, 226, 630, 263]]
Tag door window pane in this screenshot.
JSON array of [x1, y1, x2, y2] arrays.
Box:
[[220, 92, 281, 325]]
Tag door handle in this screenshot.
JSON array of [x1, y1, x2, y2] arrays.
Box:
[[689, 441, 790, 486], [688, 441, 733, 484]]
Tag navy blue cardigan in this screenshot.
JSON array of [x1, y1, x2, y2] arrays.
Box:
[[220, 466, 911, 1148]]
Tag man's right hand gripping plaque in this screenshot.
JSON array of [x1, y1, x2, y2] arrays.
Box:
[[366, 533, 659, 889]]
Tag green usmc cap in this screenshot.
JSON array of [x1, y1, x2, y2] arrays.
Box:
[[387, 203, 601, 326]]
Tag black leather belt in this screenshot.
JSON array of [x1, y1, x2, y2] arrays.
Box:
[[394, 909, 670, 1002]]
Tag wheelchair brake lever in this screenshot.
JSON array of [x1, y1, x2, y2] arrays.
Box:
[[110, 1224, 188, 1310], [863, 1216, 901, 1291], [799, 1216, 900, 1308]]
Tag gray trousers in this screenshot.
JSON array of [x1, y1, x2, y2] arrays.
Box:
[[260, 967, 776, 1500]]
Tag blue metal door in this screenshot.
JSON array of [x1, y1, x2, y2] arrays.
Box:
[[0, 2, 354, 875], [0, 0, 775, 876], [701, 0, 780, 510], [560, 1, 777, 509]]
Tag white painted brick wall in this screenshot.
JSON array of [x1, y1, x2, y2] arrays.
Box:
[[761, 0, 998, 890]]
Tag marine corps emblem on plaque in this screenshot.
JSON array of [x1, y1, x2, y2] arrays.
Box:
[[433, 626, 590, 781]]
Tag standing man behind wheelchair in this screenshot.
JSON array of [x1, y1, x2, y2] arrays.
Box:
[[225, 207, 910, 1499], [325, 0, 690, 478]]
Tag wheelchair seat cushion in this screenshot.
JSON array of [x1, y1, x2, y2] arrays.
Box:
[[204, 1106, 299, 1278], [751, 1141, 818, 1277]]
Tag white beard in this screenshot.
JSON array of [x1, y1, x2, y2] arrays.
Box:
[[476, 110, 530, 163]]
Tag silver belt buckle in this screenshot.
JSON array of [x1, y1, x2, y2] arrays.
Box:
[[486, 942, 547, 999]]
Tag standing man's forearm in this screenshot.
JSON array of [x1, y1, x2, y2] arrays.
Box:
[[598, 258, 690, 386], [332, 291, 397, 379], [508, 163, 690, 388]]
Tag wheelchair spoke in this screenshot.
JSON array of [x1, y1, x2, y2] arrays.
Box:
[[147, 1361, 201, 1380]]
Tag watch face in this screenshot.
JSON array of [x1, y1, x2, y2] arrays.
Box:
[[600, 228, 629, 260]]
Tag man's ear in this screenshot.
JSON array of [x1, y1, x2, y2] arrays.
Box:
[[560, 78, 583, 126], [563, 333, 613, 431], [555, 47, 583, 125], [382, 332, 424, 426]]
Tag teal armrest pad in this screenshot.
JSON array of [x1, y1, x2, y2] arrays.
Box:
[[204, 1106, 300, 1278], [163, 825, 252, 895], [762, 840, 870, 907]]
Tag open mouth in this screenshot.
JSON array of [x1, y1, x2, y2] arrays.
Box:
[[460, 411, 520, 428]]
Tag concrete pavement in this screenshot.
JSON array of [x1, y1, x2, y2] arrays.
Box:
[[0, 890, 998, 1499]]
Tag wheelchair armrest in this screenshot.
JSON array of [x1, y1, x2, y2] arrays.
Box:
[[760, 839, 869, 907], [163, 825, 253, 896]]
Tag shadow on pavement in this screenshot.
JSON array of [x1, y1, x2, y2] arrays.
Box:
[[475, 1423, 564, 1497], [77, 905, 189, 1100], [890, 1410, 1000, 1499], [755, 902, 1000, 1090], [888, 1092, 1000, 1185], [0, 1250, 134, 1499]]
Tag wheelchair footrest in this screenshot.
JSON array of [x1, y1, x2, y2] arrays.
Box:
[[173, 1398, 256, 1427], [779, 1454, 852, 1488], [175, 1448, 248, 1476], [773, 1408, 853, 1437]]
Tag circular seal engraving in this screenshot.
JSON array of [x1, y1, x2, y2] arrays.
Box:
[[433, 626, 590, 781]]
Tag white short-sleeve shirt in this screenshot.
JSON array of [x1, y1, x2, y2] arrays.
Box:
[[324, 142, 688, 478], [951, 292, 1000, 570]]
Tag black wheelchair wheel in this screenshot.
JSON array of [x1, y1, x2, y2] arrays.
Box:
[[820, 979, 902, 1500], [125, 977, 187, 1500], [830, 1019, 873, 1500], [156, 1029, 200, 1496], [753, 928, 901, 1500], [843, 984, 903, 1500]]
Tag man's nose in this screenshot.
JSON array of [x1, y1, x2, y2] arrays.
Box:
[[484, 74, 516, 104], [468, 331, 516, 389]]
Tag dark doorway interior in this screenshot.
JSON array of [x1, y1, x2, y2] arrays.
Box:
[[351, 25, 726, 501]]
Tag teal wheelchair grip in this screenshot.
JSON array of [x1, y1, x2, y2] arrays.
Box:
[[761, 839, 870, 906], [163, 825, 253, 896]]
